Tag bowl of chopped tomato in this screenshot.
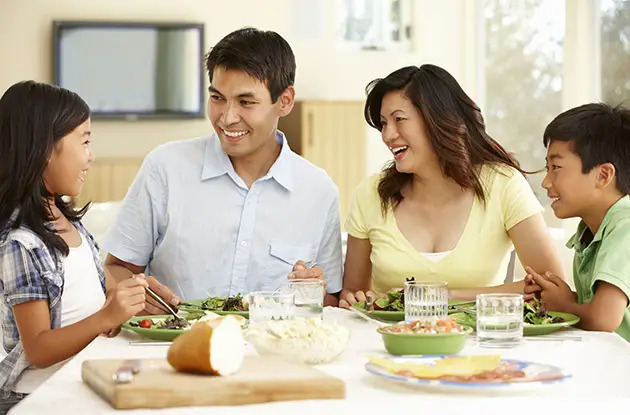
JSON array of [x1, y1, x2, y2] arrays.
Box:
[[377, 318, 472, 355]]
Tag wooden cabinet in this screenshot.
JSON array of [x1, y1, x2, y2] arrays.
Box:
[[75, 158, 143, 207], [279, 101, 366, 229]]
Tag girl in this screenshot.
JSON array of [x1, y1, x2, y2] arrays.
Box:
[[0, 81, 147, 412]]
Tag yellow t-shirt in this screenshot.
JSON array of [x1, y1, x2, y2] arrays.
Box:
[[345, 164, 543, 295]]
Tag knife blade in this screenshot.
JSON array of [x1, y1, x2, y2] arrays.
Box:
[[112, 359, 142, 384]]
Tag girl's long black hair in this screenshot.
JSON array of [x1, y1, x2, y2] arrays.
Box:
[[0, 81, 91, 256]]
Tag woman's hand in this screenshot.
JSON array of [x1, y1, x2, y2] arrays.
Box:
[[339, 289, 374, 309]]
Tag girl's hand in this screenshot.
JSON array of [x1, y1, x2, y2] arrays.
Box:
[[101, 327, 121, 337], [339, 289, 374, 309], [102, 275, 148, 326]]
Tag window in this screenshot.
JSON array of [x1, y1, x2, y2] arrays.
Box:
[[337, 0, 411, 51], [482, 0, 565, 202], [600, 0, 630, 103]]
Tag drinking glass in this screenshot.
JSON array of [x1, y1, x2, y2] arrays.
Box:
[[476, 293, 524, 348], [404, 280, 448, 323], [248, 291, 295, 326], [288, 279, 324, 320]]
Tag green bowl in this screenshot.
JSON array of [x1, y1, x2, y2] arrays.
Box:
[[377, 325, 472, 355]]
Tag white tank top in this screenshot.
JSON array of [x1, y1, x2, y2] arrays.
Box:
[[419, 250, 453, 262], [14, 233, 106, 393]]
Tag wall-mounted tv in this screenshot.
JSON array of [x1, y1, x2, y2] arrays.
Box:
[[53, 21, 205, 120]]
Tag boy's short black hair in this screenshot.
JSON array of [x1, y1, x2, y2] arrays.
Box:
[[543, 103, 630, 194], [205, 27, 296, 103]]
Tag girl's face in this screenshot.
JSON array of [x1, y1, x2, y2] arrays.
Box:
[[43, 119, 94, 198]]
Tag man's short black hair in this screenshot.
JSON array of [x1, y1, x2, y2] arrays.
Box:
[[205, 27, 296, 103], [543, 102, 630, 194]]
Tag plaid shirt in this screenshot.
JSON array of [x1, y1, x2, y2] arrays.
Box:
[[0, 211, 106, 395]]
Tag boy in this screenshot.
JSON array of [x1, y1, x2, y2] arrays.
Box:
[[526, 103, 630, 341]]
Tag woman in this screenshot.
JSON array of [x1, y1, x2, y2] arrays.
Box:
[[339, 64, 563, 308]]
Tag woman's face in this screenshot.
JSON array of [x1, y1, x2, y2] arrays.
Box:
[[43, 118, 94, 197], [380, 90, 438, 174]]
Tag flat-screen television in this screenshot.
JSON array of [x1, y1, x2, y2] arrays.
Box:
[[53, 21, 205, 119]]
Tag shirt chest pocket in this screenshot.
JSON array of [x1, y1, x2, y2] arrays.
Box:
[[264, 242, 318, 289]]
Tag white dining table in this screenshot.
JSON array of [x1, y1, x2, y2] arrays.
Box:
[[9, 308, 630, 415]]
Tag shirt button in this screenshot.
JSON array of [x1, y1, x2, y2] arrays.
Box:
[[241, 241, 247, 247]]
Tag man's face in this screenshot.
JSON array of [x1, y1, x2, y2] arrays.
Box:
[[208, 67, 290, 161], [541, 140, 600, 219]]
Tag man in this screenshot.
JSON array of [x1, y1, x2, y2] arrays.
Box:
[[103, 28, 342, 313]]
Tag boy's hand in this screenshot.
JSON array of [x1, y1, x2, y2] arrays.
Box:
[[530, 270, 577, 312]]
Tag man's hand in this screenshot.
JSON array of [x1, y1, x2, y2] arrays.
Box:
[[530, 269, 577, 312], [138, 274, 181, 316], [288, 261, 325, 287]]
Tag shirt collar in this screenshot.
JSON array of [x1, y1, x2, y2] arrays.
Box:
[[200, 131, 294, 191], [566, 195, 630, 249], [266, 131, 294, 191]]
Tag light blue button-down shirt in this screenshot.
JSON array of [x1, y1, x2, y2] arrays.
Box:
[[103, 132, 342, 299]]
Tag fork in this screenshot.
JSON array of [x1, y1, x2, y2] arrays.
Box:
[[454, 305, 476, 316], [365, 293, 374, 312], [348, 305, 387, 327]]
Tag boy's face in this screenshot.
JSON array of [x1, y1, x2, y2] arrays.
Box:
[[541, 140, 599, 219], [208, 67, 293, 162]]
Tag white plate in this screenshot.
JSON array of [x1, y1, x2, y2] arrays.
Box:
[[365, 355, 571, 394]]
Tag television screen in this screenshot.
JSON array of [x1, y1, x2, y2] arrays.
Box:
[[53, 21, 205, 119]]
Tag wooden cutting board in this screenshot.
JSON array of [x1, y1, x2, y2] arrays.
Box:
[[82, 356, 345, 409]]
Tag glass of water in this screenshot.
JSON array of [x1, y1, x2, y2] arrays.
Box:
[[476, 293, 524, 348], [248, 291, 295, 326], [404, 280, 448, 323], [288, 279, 324, 320]]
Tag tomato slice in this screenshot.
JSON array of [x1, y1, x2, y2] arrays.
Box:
[[139, 319, 153, 329]]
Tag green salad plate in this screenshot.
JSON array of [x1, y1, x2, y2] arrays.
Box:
[[121, 315, 193, 341], [178, 299, 249, 319], [450, 311, 580, 336], [352, 299, 475, 322]]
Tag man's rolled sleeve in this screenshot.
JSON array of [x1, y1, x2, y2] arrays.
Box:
[[317, 190, 343, 294]]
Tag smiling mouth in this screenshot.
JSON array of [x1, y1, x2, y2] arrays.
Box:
[[390, 145, 409, 158], [222, 128, 249, 139]]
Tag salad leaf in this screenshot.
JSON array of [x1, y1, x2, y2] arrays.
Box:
[[523, 298, 565, 325], [200, 294, 246, 311]]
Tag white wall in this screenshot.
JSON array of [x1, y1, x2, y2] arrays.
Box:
[[0, 0, 580, 280], [0, 0, 473, 168]]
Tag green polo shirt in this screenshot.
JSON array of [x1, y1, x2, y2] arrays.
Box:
[[567, 196, 630, 342]]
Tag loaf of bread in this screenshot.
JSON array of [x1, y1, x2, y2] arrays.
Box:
[[167, 315, 244, 375]]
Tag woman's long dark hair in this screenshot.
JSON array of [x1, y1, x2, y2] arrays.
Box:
[[364, 64, 526, 215], [0, 81, 91, 256]]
